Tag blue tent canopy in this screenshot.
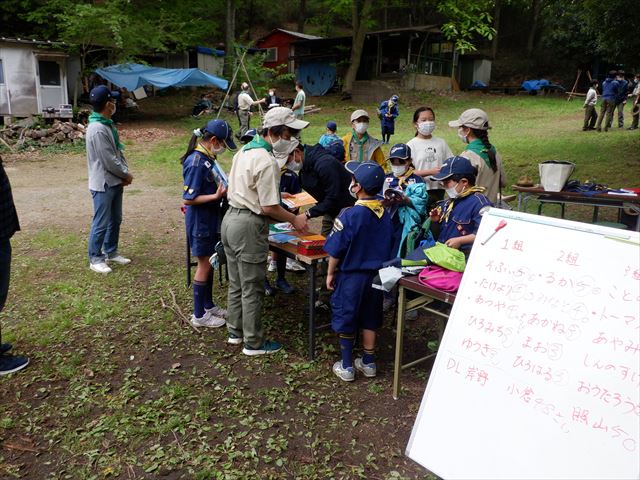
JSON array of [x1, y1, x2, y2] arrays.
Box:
[[95, 63, 228, 91]]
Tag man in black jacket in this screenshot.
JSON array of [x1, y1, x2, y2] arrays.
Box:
[[292, 141, 355, 236]]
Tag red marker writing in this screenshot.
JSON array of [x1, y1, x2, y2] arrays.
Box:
[[481, 219, 507, 245]]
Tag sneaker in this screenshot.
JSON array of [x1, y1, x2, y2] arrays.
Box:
[[206, 305, 227, 319], [0, 343, 12, 355], [264, 281, 274, 296], [286, 258, 306, 272], [106, 254, 131, 265], [354, 357, 377, 377], [227, 333, 243, 345], [275, 278, 295, 294], [0, 355, 29, 376], [242, 340, 282, 356], [332, 361, 355, 382], [267, 260, 277, 272], [191, 314, 225, 328], [90, 262, 112, 274]]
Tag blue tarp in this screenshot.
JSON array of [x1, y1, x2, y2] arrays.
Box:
[[95, 63, 228, 91], [296, 61, 336, 96], [521, 79, 551, 92], [196, 46, 225, 57]]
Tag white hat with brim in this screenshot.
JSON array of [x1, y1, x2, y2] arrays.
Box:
[[350, 109, 370, 122], [448, 108, 492, 130], [262, 106, 309, 130]]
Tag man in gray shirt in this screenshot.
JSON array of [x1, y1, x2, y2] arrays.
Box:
[[86, 86, 134, 274]]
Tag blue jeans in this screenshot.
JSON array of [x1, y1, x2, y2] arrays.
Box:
[[88, 184, 123, 264]]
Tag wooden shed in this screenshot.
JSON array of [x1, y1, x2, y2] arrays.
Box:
[[256, 29, 322, 74]]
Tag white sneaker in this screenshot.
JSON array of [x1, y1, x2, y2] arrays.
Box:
[[106, 254, 131, 265], [205, 305, 227, 320], [267, 260, 277, 272], [191, 314, 225, 328], [286, 258, 306, 272], [354, 357, 377, 377], [90, 262, 112, 274]]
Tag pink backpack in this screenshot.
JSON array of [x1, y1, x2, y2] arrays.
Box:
[[418, 265, 463, 292]]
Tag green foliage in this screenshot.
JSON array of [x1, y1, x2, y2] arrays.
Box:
[[437, 0, 496, 54]]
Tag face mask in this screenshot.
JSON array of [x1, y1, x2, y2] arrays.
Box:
[[268, 91, 274, 96], [349, 182, 359, 199], [287, 159, 302, 173], [354, 122, 368, 135], [212, 142, 225, 155], [109, 101, 117, 115], [391, 164, 408, 176], [446, 183, 459, 199], [270, 135, 299, 167], [417, 121, 436, 136], [457, 128, 469, 144]]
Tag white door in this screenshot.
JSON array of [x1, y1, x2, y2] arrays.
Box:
[[37, 59, 65, 110]]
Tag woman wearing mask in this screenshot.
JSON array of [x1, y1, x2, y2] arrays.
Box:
[[448, 108, 505, 203], [181, 119, 236, 328], [263, 87, 282, 109], [341, 109, 386, 170], [406, 107, 453, 210]]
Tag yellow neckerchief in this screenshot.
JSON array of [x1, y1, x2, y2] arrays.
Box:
[[441, 186, 486, 222], [194, 143, 215, 159], [355, 198, 384, 218], [395, 166, 416, 187]]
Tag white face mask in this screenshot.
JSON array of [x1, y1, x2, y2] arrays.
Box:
[[446, 183, 460, 199], [417, 121, 436, 136], [268, 91, 274, 96], [270, 135, 299, 167], [349, 182, 359, 199], [353, 122, 368, 135], [287, 159, 302, 173], [457, 127, 469, 144], [212, 142, 225, 155], [391, 164, 408, 176]]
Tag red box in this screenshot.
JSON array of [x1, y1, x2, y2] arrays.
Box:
[[297, 239, 325, 256]]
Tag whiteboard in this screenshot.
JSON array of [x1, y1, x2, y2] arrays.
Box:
[[407, 208, 640, 480]]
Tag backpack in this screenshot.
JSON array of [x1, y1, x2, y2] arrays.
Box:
[[418, 265, 463, 292]]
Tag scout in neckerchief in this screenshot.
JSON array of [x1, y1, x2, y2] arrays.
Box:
[[324, 162, 394, 382], [429, 156, 493, 256]]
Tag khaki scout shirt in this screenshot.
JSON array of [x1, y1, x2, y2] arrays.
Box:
[[227, 138, 280, 215]]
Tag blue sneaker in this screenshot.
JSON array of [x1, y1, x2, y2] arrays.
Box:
[[275, 278, 295, 294], [242, 340, 283, 356], [264, 281, 274, 296], [0, 354, 29, 376]]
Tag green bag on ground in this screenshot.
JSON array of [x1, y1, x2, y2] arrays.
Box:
[[423, 242, 466, 272]]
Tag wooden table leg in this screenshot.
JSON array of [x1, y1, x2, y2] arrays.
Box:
[[393, 285, 407, 400], [308, 262, 317, 360]]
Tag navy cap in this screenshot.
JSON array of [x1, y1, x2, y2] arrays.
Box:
[[391, 95, 399, 102], [324, 139, 345, 162], [389, 143, 411, 161], [345, 161, 385, 194], [240, 128, 257, 144], [204, 119, 237, 151], [326, 121, 337, 132], [430, 156, 477, 181], [89, 85, 120, 105]]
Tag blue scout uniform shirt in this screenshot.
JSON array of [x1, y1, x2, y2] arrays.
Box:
[[318, 133, 340, 147], [383, 170, 424, 191], [182, 147, 223, 238], [324, 200, 394, 272], [379, 100, 399, 128], [279, 167, 301, 212], [437, 190, 492, 254]]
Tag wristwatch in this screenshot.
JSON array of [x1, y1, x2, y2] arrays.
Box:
[[305, 210, 312, 219]]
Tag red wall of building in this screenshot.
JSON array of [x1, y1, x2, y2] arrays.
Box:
[[256, 31, 294, 72]]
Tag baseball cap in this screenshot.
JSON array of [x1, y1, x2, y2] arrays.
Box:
[[389, 143, 411, 161], [324, 139, 345, 162], [203, 119, 237, 151], [448, 108, 491, 130], [326, 121, 337, 132], [391, 95, 399, 102], [430, 156, 477, 182], [345, 161, 385, 194], [263, 106, 309, 130], [350, 109, 370, 122], [89, 85, 120, 105], [240, 128, 257, 144]]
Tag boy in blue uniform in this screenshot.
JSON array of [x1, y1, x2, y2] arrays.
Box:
[[325, 162, 394, 382], [182, 119, 236, 327], [318, 121, 340, 147], [429, 156, 493, 256], [379, 94, 399, 144]]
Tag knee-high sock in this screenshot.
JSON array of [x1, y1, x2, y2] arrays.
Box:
[[339, 333, 355, 368], [193, 280, 207, 318], [204, 272, 214, 310]]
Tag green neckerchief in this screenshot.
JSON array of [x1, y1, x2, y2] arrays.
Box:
[[242, 135, 273, 152], [441, 186, 486, 222], [465, 139, 495, 168], [355, 198, 384, 218], [351, 130, 369, 162], [88, 112, 124, 150]]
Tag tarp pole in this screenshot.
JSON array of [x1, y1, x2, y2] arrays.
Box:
[[216, 49, 248, 119], [239, 53, 264, 116]]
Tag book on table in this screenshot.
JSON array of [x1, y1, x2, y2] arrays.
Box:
[[282, 191, 317, 209]]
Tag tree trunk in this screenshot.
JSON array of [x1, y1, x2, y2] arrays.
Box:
[[224, 0, 236, 80], [490, 0, 502, 60], [526, 0, 543, 59], [342, 0, 373, 94], [298, 0, 306, 32]]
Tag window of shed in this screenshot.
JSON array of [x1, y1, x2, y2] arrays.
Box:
[[38, 60, 61, 86], [265, 48, 277, 62]]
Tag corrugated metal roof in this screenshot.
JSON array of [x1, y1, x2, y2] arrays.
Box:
[[275, 29, 322, 40], [0, 37, 67, 47]]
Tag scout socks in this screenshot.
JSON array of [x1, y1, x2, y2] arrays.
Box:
[[362, 348, 376, 365], [193, 280, 207, 318], [276, 255, 287, 281], [204, 273, 214, 310], [339, 333, 355, 368]]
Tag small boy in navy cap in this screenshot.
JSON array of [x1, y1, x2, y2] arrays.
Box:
[[318, 121, 340, 147], [429, 156, 492, 255], [324, 161, 394, 382]]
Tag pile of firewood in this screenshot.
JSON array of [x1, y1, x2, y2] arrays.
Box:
[[0, 120, 86, 149]]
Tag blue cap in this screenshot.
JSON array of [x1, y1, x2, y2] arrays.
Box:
[[389, 143, 411, 161], [324, 139, 345, 162], [345, 161, 385, 194], [240, 128, 257, 144], [89, 85, 120, 105], [326, 121, 337, 132], [430, 156, 477, 181], [204, 119, 237, 151], [391, 95, 399, 102]]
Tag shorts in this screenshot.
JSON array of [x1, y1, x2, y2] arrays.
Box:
[[188, 232, 216, 257], [330, 271, 383, 334]]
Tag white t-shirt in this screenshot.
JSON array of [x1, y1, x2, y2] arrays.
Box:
[[406, 136, 454, 190]]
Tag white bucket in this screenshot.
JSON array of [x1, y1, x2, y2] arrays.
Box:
[[538, 161, 575, 192]]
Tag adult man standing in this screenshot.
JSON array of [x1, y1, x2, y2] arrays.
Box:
[[292, 81, 306, 120], [628, 73, 640, 130], [222, 107, 309, 355], [341, 109, 386, 170], [614, 70, 629, 128], [595, 71, 619, 132], [86, 85, 133, 274], [236, 82, 263, 137], [0, 156, 29, 375]]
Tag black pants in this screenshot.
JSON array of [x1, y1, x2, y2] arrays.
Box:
[[0, 237, 11, 343]]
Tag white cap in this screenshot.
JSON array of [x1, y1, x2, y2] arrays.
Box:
[[350, 109, 370, 122], [262, 106, 310, 130], [448, 108, 491, 130]]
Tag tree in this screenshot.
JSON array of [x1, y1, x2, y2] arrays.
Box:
[[342, 0, 374, 94], [224, 0, 236, 80]]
